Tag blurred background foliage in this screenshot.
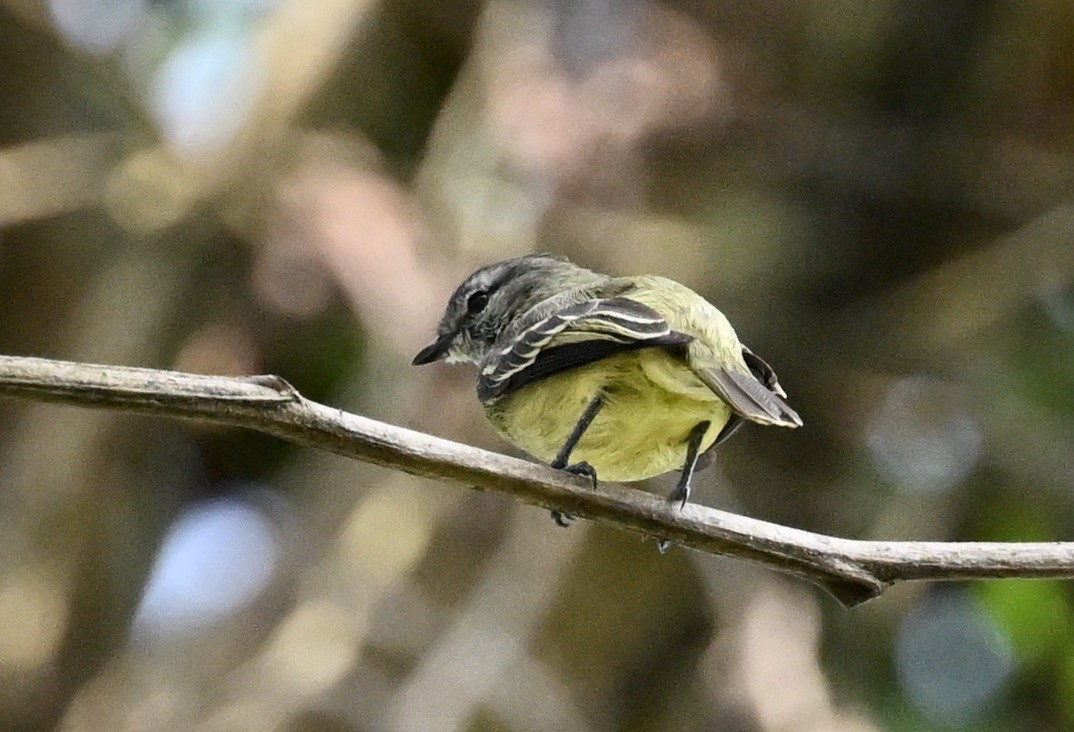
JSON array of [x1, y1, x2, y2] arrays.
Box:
[[0, 0, 1073, 730]]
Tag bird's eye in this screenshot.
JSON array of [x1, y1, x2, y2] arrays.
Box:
[[466, 291, 489, 314]]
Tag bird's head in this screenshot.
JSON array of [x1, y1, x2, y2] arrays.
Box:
[[412, 254, 586, 366]]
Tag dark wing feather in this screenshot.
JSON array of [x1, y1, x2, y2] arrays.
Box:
[[485, 334, 691, 400], [709, 346, 794, 448], [696, 355, 802, 428], [478, 297, 691, 402], [698, 366, 802, 427], [710, 414, 745, 450], [697, 347, 800, 472], [741, 346, 787, 397]]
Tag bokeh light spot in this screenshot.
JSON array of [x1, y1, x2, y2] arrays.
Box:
[[339, 486, 432, 584], [895, 591, 1015, 725], [258, 601, 361, 699], [133, 496, 279, 640], [149, 32, 261, 156], [866, 375, 983, 493], [0, 571, 69, 672], [49, 0, 145, 53]]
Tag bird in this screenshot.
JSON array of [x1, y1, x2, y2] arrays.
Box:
[[412, 254, 802, 527]]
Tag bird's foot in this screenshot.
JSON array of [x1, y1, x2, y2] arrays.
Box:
[[551, 510, 572, 527], [659, 477, 692, 551], [564, 460, 597, 488], [549, 461, 598, 528], [667, 481, 690, 510]]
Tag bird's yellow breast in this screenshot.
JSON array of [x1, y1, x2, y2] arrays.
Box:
[[484, 349, 732, 482]]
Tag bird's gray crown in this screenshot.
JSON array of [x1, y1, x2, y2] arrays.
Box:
[[413, 254, 605, 366]]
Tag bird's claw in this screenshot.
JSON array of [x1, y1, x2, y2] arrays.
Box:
[[660, 479, 691, 551], [549, 461, 598, 528], [564, 461, 598, 489], [667, 484, 689, 510]]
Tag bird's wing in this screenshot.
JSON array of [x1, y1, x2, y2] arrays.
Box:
[[708, 346, 799, 447], [478, 297, 692, 402], [608, 274, 800, 429], [693, 349, 803, 428]]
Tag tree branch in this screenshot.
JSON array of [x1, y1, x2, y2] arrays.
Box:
[[0, 354, 1070, 607]]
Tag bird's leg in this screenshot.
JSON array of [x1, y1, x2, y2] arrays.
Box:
[[549, 393, 605, 527], [658, 420, 711, 553], [668, 420, 711, 509]]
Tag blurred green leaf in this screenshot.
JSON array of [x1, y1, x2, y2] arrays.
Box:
[[976, 580, 1072, 667]]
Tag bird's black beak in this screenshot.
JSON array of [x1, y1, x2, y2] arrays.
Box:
[[411, 334, 453, 365]]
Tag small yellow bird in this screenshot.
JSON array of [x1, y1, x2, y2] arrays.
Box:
[[413, 255, 801, 525]]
